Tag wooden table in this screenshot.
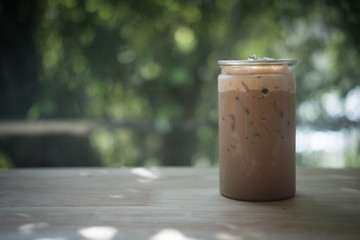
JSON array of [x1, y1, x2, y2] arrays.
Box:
[[0, 168, 359, 240]]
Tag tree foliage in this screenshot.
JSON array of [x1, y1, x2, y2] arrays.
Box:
[[0, 0, 359, 166]]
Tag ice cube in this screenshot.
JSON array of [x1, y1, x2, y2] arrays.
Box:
[[263, 57, 274, 60], [248, 54, 260, 60], [247, 55, 274, 61]]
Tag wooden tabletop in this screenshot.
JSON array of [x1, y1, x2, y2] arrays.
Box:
[[0, 168, 359, 240]]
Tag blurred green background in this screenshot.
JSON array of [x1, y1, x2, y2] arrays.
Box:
[[0, 0, 359, 168]]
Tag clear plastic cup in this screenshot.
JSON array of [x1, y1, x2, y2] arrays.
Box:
[[218, 59, 297, 201]]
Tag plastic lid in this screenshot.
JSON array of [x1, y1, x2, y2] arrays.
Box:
[[218, 59, 297, 66]]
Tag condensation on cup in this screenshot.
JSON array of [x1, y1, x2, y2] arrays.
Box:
[[218, 55, 297, 201]]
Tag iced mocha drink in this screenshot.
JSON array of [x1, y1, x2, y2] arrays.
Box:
[[218, 57, 296, 201]]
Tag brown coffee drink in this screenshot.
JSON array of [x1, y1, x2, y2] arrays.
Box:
[[218, 59, 296, 201]]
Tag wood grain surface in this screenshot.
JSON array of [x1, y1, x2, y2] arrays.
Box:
[[0, 168, 359, 240]]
